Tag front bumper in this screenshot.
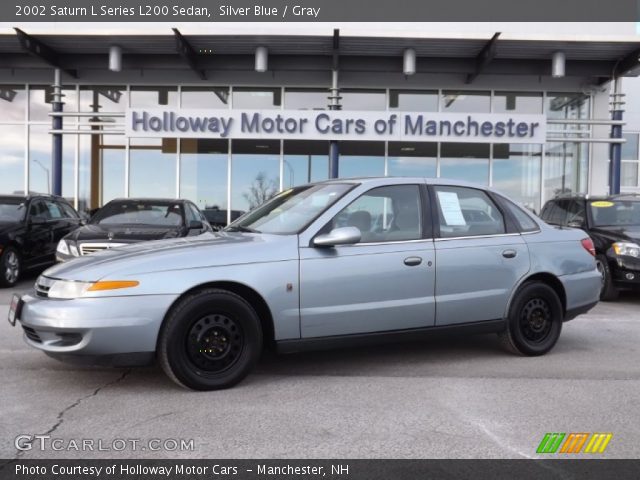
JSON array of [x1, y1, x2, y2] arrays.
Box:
[[16, 292, 179, 365]]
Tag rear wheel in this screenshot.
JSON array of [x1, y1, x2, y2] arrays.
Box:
[[158, 289, 263, 390], [0, 247, 21, 288], [499, 282, 563, 356], [595, 254, 619, 301]]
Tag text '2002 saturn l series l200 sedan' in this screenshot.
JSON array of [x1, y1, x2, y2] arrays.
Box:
[[8, 177, 601, 390]]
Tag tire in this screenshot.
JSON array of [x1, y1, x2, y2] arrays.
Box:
[[158, 288, 263, 391], [0, 247, 21, 288], [498, 282, 563, 356], [595, 254, 619, 301]]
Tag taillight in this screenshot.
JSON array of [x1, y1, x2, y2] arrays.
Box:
[[581, 237, 596, 256]]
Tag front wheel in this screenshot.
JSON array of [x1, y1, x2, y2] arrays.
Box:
[[499, 282, 563, 356], [0, 247, 21, 288], [158, 289, 263, 390]]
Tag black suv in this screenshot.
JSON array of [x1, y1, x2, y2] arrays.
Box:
[[0, 194, 82, 287], [540, 194, 640, 300]]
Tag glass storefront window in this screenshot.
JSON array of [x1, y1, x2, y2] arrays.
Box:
[[492, 144, 542, 212], [493, 92, 543, 113], [233, 88, 281, 109], [180, 139, 229, 212], [622, 133, 639, 160], [339, 141, 385, 177], [284, 89, 328, 110], [28, 125, 75, 197], [29, 85, 78, 121], [543, 142, 589, 199], [546, 92, 591, 136], [0, 124, 25, 194], [129, 137, 177, 198], [341, 89, 386, 111], [440, 143, 490, 184], [622, 162, 639, 187], [130, 87, 178, 108], [441, 90, 490, 113], [79, 86, 126, 123], [0, 85, 27, 122], [283, 140, 329, 188], [181, 87, 230, 109], [387, 142, 437, 177], [231, 140, 280, 213], [389, 90, 438, 111]]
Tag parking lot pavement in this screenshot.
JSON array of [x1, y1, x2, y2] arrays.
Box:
[[1, 276, 639, 460]]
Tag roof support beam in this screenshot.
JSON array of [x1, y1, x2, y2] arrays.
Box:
[[172, 28, 206, 80], [465, 32, 500, 84], [13, 28, 77, 78], [596, 48, 640, 85]]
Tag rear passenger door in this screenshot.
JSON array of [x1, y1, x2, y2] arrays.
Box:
[[431, 185, 530, 326]]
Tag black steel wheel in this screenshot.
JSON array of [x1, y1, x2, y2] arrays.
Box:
[[158, 289, 263, 390], [595, 254, 619, 301], [0, 247, 21, 288], [499, 281, 563, 356]]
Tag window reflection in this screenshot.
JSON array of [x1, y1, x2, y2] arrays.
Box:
[[440, 143, 489, 184], [493, 92, 543, 113], [544, 142, 588, 199], [0, 124, 25, 194], [233, 88, 281, 109], [493, 144, 542, 212], [181, 87, 229, 109], [180, 139, 228, 215], [129, 138, 177, 198], [28, 125, 74, 196], [29, 85, 77, 121], [341, 89, 386, 111], [339, 141, 385, 177], [130, 87, 178, 107], [79, 86, 126, 124], [284, 89, 327, 110], [388, 142, 437, 177], [389, 90, 437, 111], [0, 85, 26, 122], [546, 92, 590, 135], [283, 140, 329, 188], [441, 91, 490, 113], [231, 140, 280, 213]]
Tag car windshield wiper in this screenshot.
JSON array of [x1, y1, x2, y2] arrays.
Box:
[[224, 225, 261, 233]]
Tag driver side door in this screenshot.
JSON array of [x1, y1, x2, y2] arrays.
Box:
[[298, 184, 436, 338]]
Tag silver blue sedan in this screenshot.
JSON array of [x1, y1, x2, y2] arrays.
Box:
[[9, 178, 601, 390]]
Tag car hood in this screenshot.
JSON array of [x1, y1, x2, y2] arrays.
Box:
[[44, 231, 298, 281], [67, 224, 182, 242], [589, 226, 640, 244]]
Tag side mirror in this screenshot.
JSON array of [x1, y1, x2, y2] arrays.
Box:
[[188, 220, 204, 230], [313, 226, 361, 247]]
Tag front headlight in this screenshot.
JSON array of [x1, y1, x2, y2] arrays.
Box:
[[44, 277, 140, 299], [56, 239, 69, 256], [612, 242, 640, 258]]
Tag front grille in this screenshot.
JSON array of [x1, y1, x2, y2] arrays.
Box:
[[79, 243, 126, 256], [22, 326, 42, 343]]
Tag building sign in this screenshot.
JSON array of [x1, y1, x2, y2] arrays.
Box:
[[125, 109, 546, 144]]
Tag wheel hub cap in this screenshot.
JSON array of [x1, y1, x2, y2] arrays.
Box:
[[520, 298, 552, 343], [186, 314, 243, 372], [5, 252, 19, 283]]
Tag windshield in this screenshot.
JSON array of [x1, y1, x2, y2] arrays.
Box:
[[0, 200, 25, 222], [227, 183, 354, 234], [589, 200, 640, 227], [91, 202, 185, 227]]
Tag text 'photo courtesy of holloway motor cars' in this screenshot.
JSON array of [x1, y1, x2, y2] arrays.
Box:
[[7, 177, 601, 390]]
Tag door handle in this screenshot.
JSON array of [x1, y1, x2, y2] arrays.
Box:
[[404, 256, 422, 266], [502, 249, 517, 259]]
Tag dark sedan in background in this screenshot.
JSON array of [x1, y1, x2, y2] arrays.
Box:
[[0, 194, 81, 287], [56, 198, 213, 262]]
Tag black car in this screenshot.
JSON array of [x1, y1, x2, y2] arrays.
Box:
[[201, 208, 245, 229], [540, 194, 640, 300], [56, 198, 213, 262], [0, 194, 82, 287]]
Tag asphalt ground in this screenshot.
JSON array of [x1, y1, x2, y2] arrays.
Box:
[[0, 272, 639, 460]]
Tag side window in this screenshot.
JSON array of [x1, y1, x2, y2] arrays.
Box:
[[187, 203, 201, 223], [566, 200, 586, 226], [434, 186, 505, 238], [44, 200, 63, 219], [57, 201, 78, 219], [499, 196, 540, 232], [28, 200, 50, 221], [330, 185, 422, 243]]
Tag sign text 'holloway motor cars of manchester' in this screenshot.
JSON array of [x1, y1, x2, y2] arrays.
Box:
[[125, 109, 546, 143]]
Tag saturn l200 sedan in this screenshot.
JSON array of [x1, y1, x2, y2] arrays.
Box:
[[8, 178, 601, 390]]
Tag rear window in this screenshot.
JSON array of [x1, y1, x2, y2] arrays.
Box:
[[499, 196, 540, 232]]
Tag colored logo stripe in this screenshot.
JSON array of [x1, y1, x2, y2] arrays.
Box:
[[584, 433, 613, 454], [537, 433, 566, 453], [560, 433, 589, 453]]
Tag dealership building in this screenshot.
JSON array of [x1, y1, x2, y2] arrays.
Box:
[[1, 22, 640, 219]]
